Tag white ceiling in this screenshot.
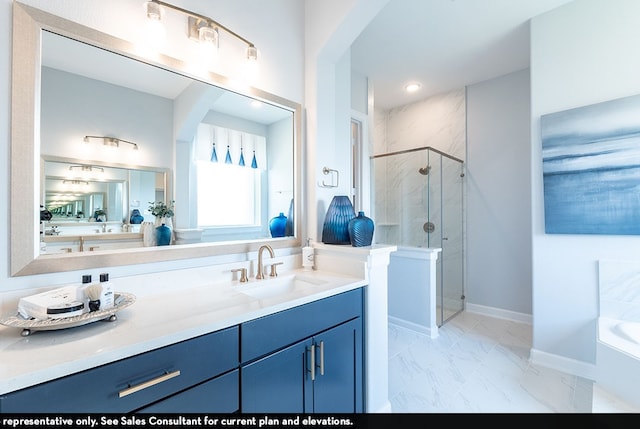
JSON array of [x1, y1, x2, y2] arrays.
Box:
[[350, 0, 574, 110]]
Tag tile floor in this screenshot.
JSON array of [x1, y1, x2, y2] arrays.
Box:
[[387, 311, 640, 413]]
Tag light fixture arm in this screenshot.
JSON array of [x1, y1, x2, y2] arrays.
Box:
[[150, 0, 255, 49]]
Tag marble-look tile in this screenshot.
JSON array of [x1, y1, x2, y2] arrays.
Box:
[[387, 314, 601, 413]]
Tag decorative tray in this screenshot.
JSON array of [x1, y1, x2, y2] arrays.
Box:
[[0, 292, 135, 336]]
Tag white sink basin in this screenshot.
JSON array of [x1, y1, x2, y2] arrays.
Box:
[[237, 274, 328, 300]]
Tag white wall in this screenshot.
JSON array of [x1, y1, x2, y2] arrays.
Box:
[[1, 0, 303, 291], [531, 0, 640, 370], [41, 67, 174, 169], [466, 69, 532, 317], [304, 0, 389, 242]]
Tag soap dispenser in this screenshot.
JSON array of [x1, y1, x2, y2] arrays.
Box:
[[99, 273, 114, 310], [302, 238, 314, 271]]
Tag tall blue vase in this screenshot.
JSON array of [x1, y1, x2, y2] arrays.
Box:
[[156, 223, 171, 246], [285, 198, 294, 237], [348, 211, 374, 247], [269, 212, 287, 238], [322, 196, 356, 245]]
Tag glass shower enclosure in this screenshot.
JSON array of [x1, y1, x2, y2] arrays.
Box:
[[372, 146, 464, 326]]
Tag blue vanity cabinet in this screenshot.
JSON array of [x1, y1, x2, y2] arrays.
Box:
[[0, 326, 239, 413], [240, 288, 364, 413]]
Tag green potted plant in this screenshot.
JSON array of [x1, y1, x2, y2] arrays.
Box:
[[93, 208, 106, 222], [148, 200, 174, 246], [148, 200, 175, 222]]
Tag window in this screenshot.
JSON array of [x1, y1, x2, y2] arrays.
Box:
[[194, 124, 267, 231], [196, 161, 260, 226]]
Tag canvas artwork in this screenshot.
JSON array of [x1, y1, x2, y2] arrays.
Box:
[[541, 94, 640, 235]]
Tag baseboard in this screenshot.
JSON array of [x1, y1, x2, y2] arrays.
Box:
[[465, 303, 532, 324], [388, 316, 438, 339], [530, 348, 597, 380]]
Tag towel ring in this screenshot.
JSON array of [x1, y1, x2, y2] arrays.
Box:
[[320, 167, 338, 188]]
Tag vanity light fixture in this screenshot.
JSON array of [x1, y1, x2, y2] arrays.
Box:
[[84, 136, 139, 150], [62, 180, 89, 186], [68, 165, 105, 173], [144, 1, 258, 73]]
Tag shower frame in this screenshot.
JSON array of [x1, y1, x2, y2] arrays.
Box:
[[372, 145, 465, 327]]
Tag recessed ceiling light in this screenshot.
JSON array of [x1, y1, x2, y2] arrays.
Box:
[[404, 83, 421, 93]]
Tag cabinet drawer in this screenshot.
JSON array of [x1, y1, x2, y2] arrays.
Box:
[[138, 369, 239, 413], [0, 326, 239, 413], [241, 288, 363, 363]]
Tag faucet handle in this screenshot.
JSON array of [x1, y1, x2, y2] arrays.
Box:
[[269, 262, 283, 277], [231, 268, 248, 282]]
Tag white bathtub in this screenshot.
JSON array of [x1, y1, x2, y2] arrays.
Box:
[[596, 317, 640, 408]]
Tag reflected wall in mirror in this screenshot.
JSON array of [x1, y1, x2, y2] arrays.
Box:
[[11, 3, 301, 276]]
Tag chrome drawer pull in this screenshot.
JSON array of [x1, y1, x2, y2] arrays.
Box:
[[310, 344, 316, 381], [319, 341, 324, 376], [119, 370, 181, 398]]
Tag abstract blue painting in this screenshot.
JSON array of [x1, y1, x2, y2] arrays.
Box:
[[541, 94, 640, 235]]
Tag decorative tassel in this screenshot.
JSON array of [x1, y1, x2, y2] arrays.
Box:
[[225, 145, 232, 164], [210, 143, 218, 162], [251, 150, 258, 169], [239, 148, 245, 166]]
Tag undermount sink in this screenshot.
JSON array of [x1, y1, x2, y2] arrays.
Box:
[[237, 274, 328, 300]]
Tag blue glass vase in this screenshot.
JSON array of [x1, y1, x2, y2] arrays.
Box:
[[348, 211, 374, 247], [269, 212, 287, 238], [130, 209, 144, 224], [156, 223, 171, 246], [285, 198, 294, 237], [322, 196, 356, 245]]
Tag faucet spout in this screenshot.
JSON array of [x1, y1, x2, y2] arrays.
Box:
[[256, 244, 275, 279], [79, 236, 84, 252]]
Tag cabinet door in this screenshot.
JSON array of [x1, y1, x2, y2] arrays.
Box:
[[241, 339, 313, 413], [312, 318, 363, 413]]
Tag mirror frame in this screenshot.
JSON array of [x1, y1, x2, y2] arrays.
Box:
[[11, 2, 302, 276]]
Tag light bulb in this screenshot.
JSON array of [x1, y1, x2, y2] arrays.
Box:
[[241, 45, 259, 85], [197, 26, 219, 68], [142, 2, 166, 52]]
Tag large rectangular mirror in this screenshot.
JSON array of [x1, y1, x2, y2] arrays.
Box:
[[11, 3, 301, 276]]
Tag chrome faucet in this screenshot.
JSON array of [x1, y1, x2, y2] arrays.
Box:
[[256, 244, 275, 279], [79, 236, 84, 252], [102, 223, 107, 233]]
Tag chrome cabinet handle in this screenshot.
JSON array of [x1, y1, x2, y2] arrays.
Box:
[[319, 340, 324, 376], [118, 370, 181, 398], [310, 344, 316, 381]]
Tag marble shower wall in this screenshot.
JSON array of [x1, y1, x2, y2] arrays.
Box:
[[372, 88, 466, 247]]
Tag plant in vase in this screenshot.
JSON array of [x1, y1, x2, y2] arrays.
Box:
[[148, 200, 175, 246], [93, 208, 106, 222]]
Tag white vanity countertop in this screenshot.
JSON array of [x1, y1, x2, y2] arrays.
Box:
[[0, 269, 367, 395]]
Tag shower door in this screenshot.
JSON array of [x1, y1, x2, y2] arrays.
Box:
[[427, 149, 465, 326]]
